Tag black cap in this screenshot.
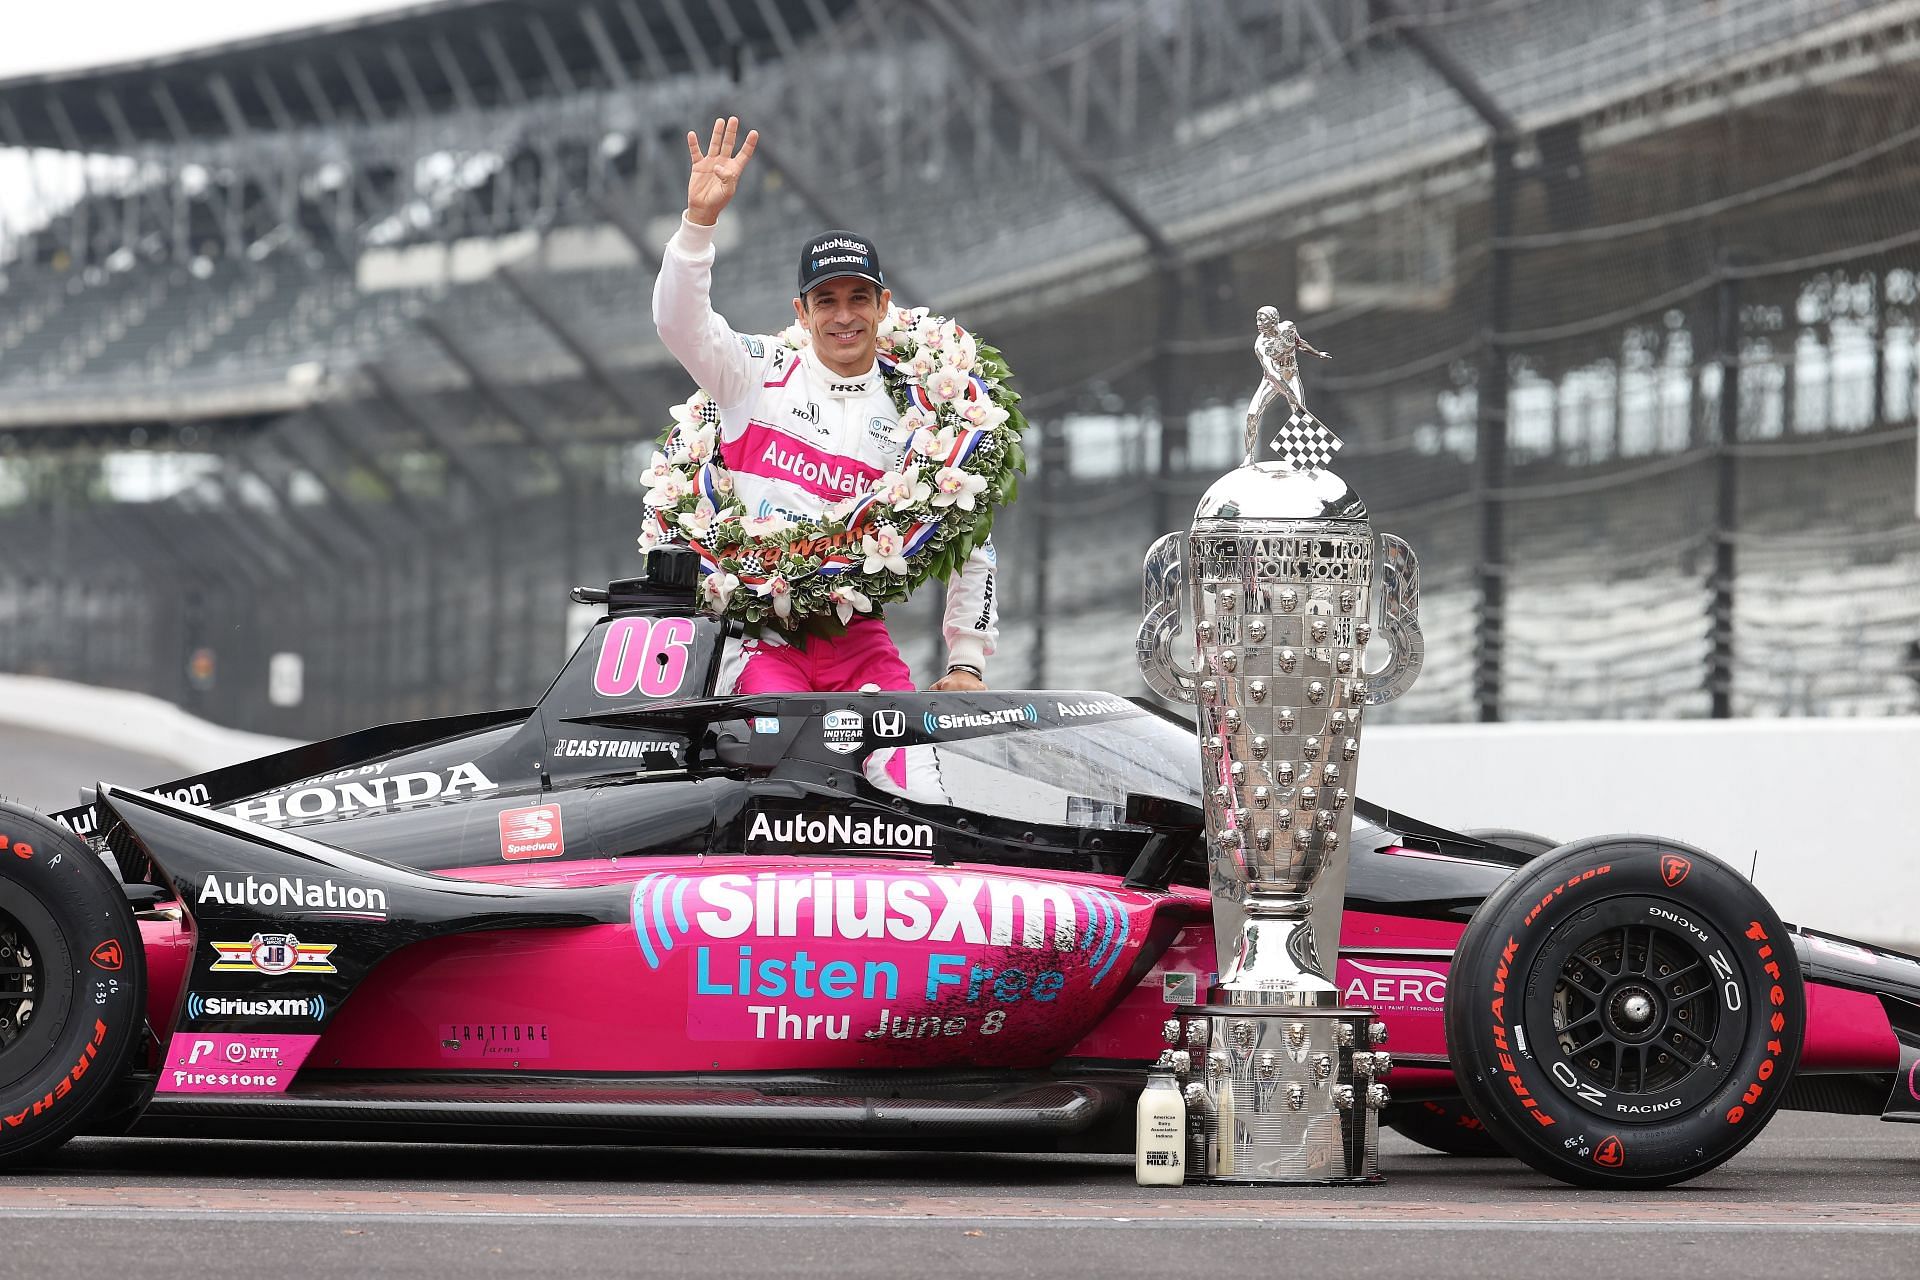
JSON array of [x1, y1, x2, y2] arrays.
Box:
[[798, 229, 886, 297]]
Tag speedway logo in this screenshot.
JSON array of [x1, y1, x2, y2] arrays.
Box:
[[227, 763, 494, 826], [923, 704, 1037, 733], [198, 874, 389, 919], [498, 804, 564, 861], [1055, 698, 1134, 719], [745, 811, 932, 853], [187, 992, 327, 1020], [209, 933, 337, 975]]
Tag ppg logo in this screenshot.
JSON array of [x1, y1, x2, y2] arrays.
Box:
[[872, 710, 905, 738]]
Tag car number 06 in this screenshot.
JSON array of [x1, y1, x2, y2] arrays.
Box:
[[593, 617, 696, 698]]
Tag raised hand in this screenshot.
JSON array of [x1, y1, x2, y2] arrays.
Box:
[[685, 116, 759, 227]]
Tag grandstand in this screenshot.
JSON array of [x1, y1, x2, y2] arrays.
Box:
[[0, 0, 1917, 737]]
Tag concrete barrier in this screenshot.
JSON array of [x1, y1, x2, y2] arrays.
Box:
[[1362, 718, 1920, 950], [2, 674, 1912, 947], [0, 675, 298, 776]]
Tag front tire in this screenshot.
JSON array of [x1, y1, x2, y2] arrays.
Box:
[[1443, 835, 1803, 1188], [0, 803, 146, 1168]]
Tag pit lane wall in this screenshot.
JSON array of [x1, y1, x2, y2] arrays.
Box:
[[1, 676, 1913, 949]]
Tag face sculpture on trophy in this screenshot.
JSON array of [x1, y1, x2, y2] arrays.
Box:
[[1137, 309, 1424, 1184]]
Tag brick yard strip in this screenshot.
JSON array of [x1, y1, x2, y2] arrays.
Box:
[[0, 1188, 1917, 1225]]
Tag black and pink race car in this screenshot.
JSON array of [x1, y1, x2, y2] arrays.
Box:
[[3, 549, 1915, 1188]]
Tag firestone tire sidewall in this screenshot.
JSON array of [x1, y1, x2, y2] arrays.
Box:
[[1445, 836, 1803, 1189], [0, 804, 146, 1168]]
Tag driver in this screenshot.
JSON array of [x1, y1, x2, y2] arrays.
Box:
[[652, 116, 998, 695]]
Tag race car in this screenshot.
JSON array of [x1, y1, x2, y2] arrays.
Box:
[[2, 548, 1914, 1189]]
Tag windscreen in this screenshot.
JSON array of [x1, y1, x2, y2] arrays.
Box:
[[862, 711, 1200, 831]]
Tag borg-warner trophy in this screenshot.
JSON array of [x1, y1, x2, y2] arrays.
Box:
[[1136, 307, 1424, 1183]]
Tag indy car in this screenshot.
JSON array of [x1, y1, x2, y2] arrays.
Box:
[[2, 549, 1915, 1189]]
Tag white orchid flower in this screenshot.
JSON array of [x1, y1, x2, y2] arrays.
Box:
[[912, 424, 958, 460], [758, 576, 794, 620], [926, 369, 969, 404], [831, 584, 873, 627], [916, 321, 946, 351], [637, 526, 662, 555], [824, 495, 859, 522], [930, 466, 989, 512], [874, 468, 931, 511], [862, 523, 911, 575], [676, 497, 718, 539], [681, 424, 717, 464], [639, 450, 678, 490], [702, 570, 741, 612], [877, 310, 901, 337], [741, 512, 794, 538], [907, 353, 935, 379]]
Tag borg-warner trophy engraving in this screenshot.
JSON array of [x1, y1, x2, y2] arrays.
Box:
[[1136, 310, 1424, 1183]]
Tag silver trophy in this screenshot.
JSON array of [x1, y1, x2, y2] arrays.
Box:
[[1137, 309, 1423, 1184]]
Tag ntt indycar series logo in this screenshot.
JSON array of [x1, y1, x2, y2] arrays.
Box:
[[924, 704, 1037, 733]]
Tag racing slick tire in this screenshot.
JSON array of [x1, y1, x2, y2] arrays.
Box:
[[1462, 828, 1559, 859], [1443, 835, 1804, 1189], [0, 802, 146, 1168], [1383, 1095, 1509, 1157]]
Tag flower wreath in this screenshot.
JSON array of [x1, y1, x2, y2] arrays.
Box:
[[638, 305, 1028, 638]]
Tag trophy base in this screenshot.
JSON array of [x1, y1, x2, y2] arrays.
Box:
[[1174, 1004, 1387, 1186]]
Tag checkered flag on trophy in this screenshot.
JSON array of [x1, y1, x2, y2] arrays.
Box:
[[1271, 407, 1344, 471]]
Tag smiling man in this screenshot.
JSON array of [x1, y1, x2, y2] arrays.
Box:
[[651, 116, 999, 695]]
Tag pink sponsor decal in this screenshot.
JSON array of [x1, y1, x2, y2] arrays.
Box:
[[1335, 955, 1451, 1060], [156, 1032, 320, 1094], [499, 804, 564, 861], [593, 616, 695, 698], [439, 1022, 552, 1062], [732, 421, 881, 501], [632, 868, 1136, 1047]]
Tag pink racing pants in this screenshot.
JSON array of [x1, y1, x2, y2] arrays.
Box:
[[734, 617, 916, 694]]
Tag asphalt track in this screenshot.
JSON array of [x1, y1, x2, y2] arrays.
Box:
[[0, 1112, 1909, 1279], [2, 731, 1915, 1277]]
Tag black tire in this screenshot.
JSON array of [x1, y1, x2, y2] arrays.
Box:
[[0, 803, 146, 1168], [1443, 835, 1803, 1189], [1383, 1095, 1510, 1157], [1462, 828, 1560, 859]]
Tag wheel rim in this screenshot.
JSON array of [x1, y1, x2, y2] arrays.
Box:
[[1527, 897, 1747, 1119], [0, 903, 42, 1061]]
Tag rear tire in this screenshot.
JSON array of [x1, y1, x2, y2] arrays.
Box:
[[0, 803, 146, 1168], [1443, 835, 1803, 1188]]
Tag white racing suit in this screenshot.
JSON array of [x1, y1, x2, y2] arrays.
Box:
[[651, 215, 998, 683]]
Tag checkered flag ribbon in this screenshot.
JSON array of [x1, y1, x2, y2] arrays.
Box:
[[1270, 407, 1345, 470]]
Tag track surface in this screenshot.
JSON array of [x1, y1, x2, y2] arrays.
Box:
[[0, 1113, 1911, 1279], [0, 725, 180, 816]]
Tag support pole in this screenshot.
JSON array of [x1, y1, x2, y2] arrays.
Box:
[[1710, 262, 1743, 720]]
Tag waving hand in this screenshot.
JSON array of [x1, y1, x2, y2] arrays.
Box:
[[685, 116, 759, 227]]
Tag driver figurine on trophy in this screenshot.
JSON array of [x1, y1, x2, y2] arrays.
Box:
[[1245, 307, 1333, 465], [1137, 308, 1424, 1184]]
